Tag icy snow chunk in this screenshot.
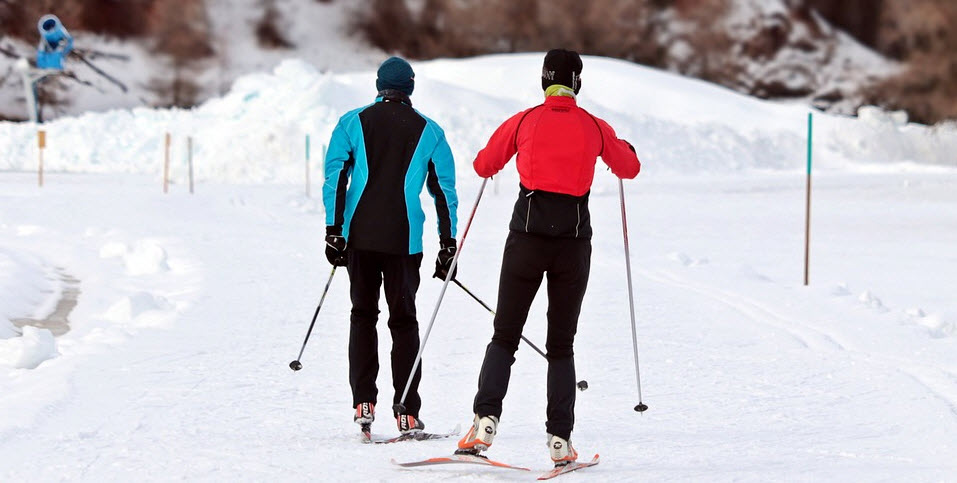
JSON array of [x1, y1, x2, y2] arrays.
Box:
[[104, 292, 173, 323], [0, 326, 58, 369], [858, 290, 888, 312], [905, 307, 926, 318], [858, 106, 908, 128], [914, 312, 956, 339], [100, 240, 170, 275], [123, 241, 170, 275]]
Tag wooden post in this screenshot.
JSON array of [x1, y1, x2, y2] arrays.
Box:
[[305, 134, 311, 198], [188, 136, 194, 194], [37, 129, 46, 187], [163, 133, 171, 194], [804, 112, 813, 286]]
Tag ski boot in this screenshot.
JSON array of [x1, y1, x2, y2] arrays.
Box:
[[396, 414, 425, 434], [547, 434, 578, 467], [456, 414, 498, 455], [355, 402, 374, 436]]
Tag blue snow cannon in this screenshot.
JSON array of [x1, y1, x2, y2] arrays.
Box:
[[36, 14, 73, 70]]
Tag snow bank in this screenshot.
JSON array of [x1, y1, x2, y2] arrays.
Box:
[[0, 247, 59, 332], [0, 326, 58, 369], [1, 54, 955, 183]]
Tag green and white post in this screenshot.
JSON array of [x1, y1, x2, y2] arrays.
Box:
[[803, 112, 813, 286], [305, 134, 311, 198]]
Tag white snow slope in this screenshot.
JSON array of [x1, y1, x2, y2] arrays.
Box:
[[1, 54, 956, 481]]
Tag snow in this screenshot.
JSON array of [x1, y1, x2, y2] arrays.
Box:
[[0, 326, 57, 369], [1, 53, 956, 480], [0, 0, 382, 120]]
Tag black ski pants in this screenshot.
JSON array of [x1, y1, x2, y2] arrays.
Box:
[[347, 249, 424, 417], [473, 231, 591, 440]]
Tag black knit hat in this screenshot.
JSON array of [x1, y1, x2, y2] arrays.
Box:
[[541, 49, 583, 94], [376, 57, 415, 96]]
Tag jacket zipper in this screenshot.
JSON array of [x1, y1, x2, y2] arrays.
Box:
[[525, 190, 534, 232], [576, 203, 580, 238]]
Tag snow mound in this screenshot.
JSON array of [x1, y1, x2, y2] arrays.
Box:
[[0, 247, 58, 327], [914, 311, 957, 339], [104, 292, 173, 323], [100, 240, 170, 275], [0, 326, 58, 369], [1, 54, 955, 182]]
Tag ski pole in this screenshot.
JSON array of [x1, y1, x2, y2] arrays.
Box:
[[289, 266, 337, 371], [394, 178, 488, 414], [452, 278, 589, 391], [618, 179, 648, 412]]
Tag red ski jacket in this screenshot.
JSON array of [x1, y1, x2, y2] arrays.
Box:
[[474, 96, 640, 196], [473, 96, 640, 238]]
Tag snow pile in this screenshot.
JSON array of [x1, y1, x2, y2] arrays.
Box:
[[0, 247, 58, 335], [1, 54, 955, 183], [103, 292, 173, 326], [0, 326, 58, 369], [99, 240, 170, 276], [913, 311, 957, 339]]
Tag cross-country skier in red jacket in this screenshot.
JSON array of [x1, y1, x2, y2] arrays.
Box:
[[457, 49, 640, 466]]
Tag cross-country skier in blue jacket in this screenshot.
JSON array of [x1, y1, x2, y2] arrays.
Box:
[[322, 56, 458, 437]]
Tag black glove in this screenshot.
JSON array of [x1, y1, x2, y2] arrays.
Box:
[[325, 226, 348, 267], [433, 238, 457, 280]]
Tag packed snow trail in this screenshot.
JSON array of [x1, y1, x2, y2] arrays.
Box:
[[2, 50, 956, 482], [1, 170, 956, 481]]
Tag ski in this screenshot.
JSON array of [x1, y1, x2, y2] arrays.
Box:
[[391, 452, 531, 471], [537, 454, 599, 480], [363, 424, 461, 444]]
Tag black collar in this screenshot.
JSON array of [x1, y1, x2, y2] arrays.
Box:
[[377, 89, 412, 106]]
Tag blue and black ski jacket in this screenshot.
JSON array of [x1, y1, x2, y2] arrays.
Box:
[[323, 90, 458, 255]]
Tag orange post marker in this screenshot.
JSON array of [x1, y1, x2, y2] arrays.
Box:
[[37, 130, 46, 187]]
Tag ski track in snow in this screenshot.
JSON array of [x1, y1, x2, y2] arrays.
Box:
[[1, 171, 956, 481], [644, 267, 957, 420], [1, 52, 956, 480]]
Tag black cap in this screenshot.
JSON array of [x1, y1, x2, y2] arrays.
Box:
[[542, 49, 583, 94]]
